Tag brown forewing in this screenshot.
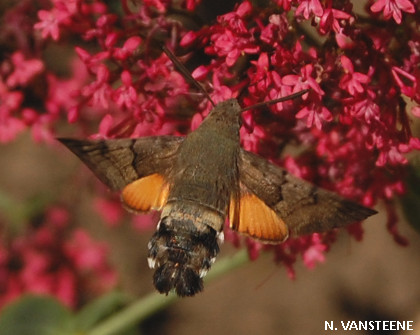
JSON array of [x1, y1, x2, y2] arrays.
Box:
[[59, 136, 184, 190]]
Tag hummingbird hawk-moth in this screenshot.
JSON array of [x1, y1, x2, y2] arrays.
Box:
[[60, 43, 375, 297], [59, 96, 376, 297]]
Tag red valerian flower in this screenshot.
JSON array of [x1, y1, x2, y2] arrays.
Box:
[[6, 52, 44, 88], [339, 55, 371, 96], [295, 0, 324, 19], [0, 82, 25, 143], [33, 8, 69, 41], [114, 71, 138, 109], [207, 1, 260, 66], [296, 101, 333, 129], [0, 207, 117, 309], [370, 0, 415, 24]]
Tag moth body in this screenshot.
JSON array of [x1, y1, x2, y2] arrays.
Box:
[[148, 99, 242, 296]]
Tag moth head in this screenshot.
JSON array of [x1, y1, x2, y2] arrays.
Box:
[[203, 90, 310, 129], [207, 98, 242, 124]]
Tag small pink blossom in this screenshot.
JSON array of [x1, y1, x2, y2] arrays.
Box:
[[0, 207, 117, 309], [302, 234, 327, 269], [208, 1, 259, 66], [335, 27, 355, 49], [296, 102, 333, 129], [275, 0, 293, 11], [370, 0, 415, 24], [81, 64, 112, 109], [391, 66, 419, 99], [65, 229, 107, 270], [376, 144, 409, 166], [93, 197, 124, 227], [34, 8, 69, 41], [114, 71, 137, 109], [209, 72, 236, 104], [296, 0, 324, 19], [113, 36, 142, 61], [6, 52, 44, 88], [317, 7, 353, 36], [210, 29, 259, 66], [339, 55, 371, 96], [282, 64, 325, 96], [75, 47, 110, 73]]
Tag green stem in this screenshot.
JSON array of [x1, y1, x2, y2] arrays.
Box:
[[87, 249, 250, 335]]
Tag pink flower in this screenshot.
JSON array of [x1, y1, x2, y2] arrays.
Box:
[[391, 66, 419, 100], [6, 52, 44, 88], [296, 0, 324, 19], [113, 36, 142, 61], [114, 70, 138, 109], [376, 144, 409, 166], [210, 29, 259, 66], [65, 230, 107, 270], [275, 0, 293, 11], [0, 82, 25, 143], [339, 55, 370, 96], [75, 47, 110, 73], [209, 72, 236, 104], [34, 8, 69, 41], [54, 268, 77, 308], [345, 95, 381, 124], [282, 64, 325, 96], [302, 234, 327, 269], [318, 8, 353, 35], [81, 64, 112, 109], [0, 207, 117, 309], [208, 1, 259, 66], [93, 197, 124, 227], [296, 102, 333, 129], [370, 0, 415, 24]]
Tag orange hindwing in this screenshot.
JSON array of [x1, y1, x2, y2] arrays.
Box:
[[229, 188, 289, 244], [121, 173, 169, 212]]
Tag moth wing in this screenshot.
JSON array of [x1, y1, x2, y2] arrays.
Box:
[[59, 136, 183, 212], [237, 149, 377, 239], [229, 185, 289, 243], [120, 173, 170, 212]]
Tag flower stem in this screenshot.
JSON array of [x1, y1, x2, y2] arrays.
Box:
[[87, 249, 250, 335]]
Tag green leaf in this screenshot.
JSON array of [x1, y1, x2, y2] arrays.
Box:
[[0, 295, 72, 335], [0, 190, 50, 235], [74, 291, 128, 332]]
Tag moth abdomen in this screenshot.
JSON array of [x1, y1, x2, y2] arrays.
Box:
[[147, 212, 220, 297]]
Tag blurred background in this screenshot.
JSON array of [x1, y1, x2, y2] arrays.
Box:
[[1, 133, 419, 335]]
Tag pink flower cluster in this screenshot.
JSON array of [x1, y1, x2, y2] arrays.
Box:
[[0, 0, 419, 297], [0, 207, 117, 309]]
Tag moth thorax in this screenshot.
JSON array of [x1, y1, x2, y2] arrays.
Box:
[[147, 212, 222, 297]]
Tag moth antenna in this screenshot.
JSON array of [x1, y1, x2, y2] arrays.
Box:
[[162, 45, 216, 107], [241, 89, 310, 112]]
